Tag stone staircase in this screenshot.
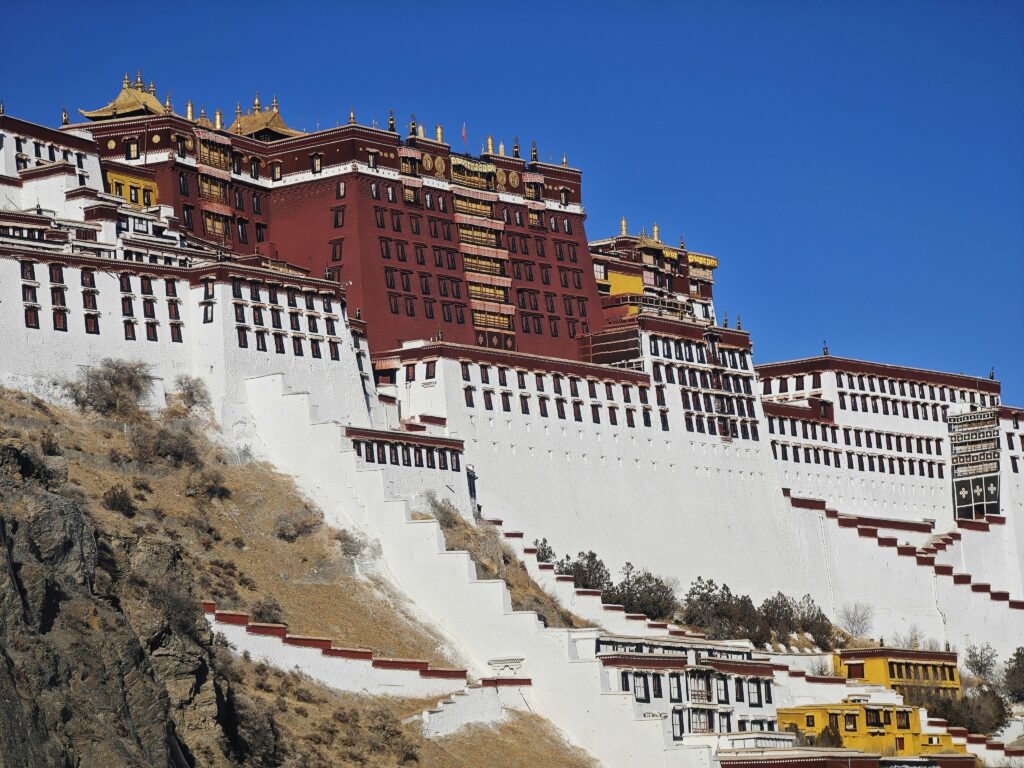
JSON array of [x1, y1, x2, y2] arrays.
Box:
[[782, 490, 1024, 653], [242, 372, 718, 768], [201, 601, 468, 698]]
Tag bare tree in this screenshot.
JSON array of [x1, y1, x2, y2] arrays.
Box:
[[838, 602, 875, 638], [808, 655, 837, 676]]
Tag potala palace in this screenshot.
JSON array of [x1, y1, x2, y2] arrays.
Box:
[[1, 75, 1021, 768]]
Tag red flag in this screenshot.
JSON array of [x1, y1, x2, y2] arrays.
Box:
[[461, 122, 467, 146]]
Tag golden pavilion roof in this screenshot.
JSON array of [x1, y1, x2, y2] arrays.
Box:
[[227, 97, 303, 141], [81, 71, 168, 120]]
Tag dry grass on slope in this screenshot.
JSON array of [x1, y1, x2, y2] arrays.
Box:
[[424, 495, 591, 630], [217, 645, 598, 768], [0, 387, 453, 666], [420, 711, 599, 768]]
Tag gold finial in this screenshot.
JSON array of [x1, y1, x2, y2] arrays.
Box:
[[186, 100, 194, 121], [348, 108, 356, 124], [435, 123, 443, 142], [253, 92, 261, 112], [498, 140, 505, 156], [652, 222, 660, 242], [561, 152, 568, 167], [417, 124, 424, 138], [199, 105, 207, 121], [123, 72, 130, 88], [531, 140, 538, 162], [164, 93, 172, 113], [272, 95, 278, 113], [61, 107, 68, 126], [512, 137, 520, 158], [388, 109, 396, 132], [409, 113, 417, 136], [620, 216, 628, 237], [135, 68, 143, 88], [148, 81, 156, 95], [235, 101, 242, 118], [214, 108, 223, 130], [486, 134, 494, 154]]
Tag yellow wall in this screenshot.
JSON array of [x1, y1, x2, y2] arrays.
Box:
[[105, 170, 158, 209], [834, 654, 961, 698], [608, 269, 643, 296], [778, 703, 964, 757]]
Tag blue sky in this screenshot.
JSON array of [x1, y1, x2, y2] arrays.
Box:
[[3, 1, 1022, 401]]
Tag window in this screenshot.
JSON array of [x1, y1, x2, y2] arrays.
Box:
[[844, 714, 857, 731], [125, 139, 139, 160]]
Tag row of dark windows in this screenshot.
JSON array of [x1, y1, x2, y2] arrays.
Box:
[[655, 364, 754, 395], [354, 439, 461, 471], [839, 392, 949, 422], [24, 306, 182, 343], [836, 371, 996, 406], [650, 335, 751, 371], [377, 238, 460, 270], [768, 417, 943, 457], [229, 278, 336, 314], [386, 293, 466, 323], [460, 363, 653, 406], [464, 386, 670, 430], [177, 172, 264, 214], [770, 441, 945, 478], [235, 327, 340, 360]]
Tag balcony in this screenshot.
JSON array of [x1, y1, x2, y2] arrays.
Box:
[[458, 226, 502, 249], [601, 293, 695, 321], [464, 255, 506, 277], [689, 689, 712, 703], [451, 169, 493, 191], [453, 197, 493, 218]]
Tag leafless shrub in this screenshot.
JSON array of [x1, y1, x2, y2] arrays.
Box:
[[838, 602, 874, 638], [174, 374, 211, 412], [63, 359, 152, 418]]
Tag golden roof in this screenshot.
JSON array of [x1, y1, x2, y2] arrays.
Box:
[[227, 99, 303, 141], [80, 72, 167, 120]]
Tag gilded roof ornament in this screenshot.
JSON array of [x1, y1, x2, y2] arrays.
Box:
[[530, 140, 538, 162], [388, 109, 396, 132], [214, 108, 223, 130], [562, 152, 567, 167], [512, 137, 520, 158], [486, 134, 494, 154], [620, 216, 628, 237], [272, 95, 278, 114], [435, 123, 443, 142], [164, 93, 172, 114], [498, 140, 505, 156], [61, 107, 68, 125], [186, 100, 194, 121], [80, 71, 167, 120], [409, 113, 417, 136], [652, 223, 660, 242], [349, 108, 356, 124], [253, 92, 261, 112]]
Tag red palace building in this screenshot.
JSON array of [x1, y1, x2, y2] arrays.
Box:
[[76, 74, 607, 359]]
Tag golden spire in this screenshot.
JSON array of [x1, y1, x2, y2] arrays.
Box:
[[512, 137, 520, 158], [123, 72, 130, 88], [498, 140, 505, 156], [135, 68, 143, 88], [235, 101, 242, 118], [435, 123, 443, 142], [199, 105, 207, 120], [214, 108, 223, 130], [652, 222, 660, 242], [388, 109, 396, 132], [561, 152, 568, 167], [164, 93, 172, 114], [186, 100, 194, 121], [253, 92, 261, 112], [620, 216, 628, 237], [148, 81, 155, 95], [61, 107, 68, 126], [417, 124, 424, 138], [531, 140, 538, 162], [272, 95, 278, 113], [349, 108, 356, 124], [486, 134, 494, 154]]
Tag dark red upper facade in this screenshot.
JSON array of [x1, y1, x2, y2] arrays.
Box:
[[78, 93, 604, 359]]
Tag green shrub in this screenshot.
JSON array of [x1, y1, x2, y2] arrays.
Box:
[[604, 563, 678, 621], [555, 551, 611, 591], [533, 538, 557, 563]]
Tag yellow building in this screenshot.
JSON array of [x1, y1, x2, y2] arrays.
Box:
[[778, 700, 965, 757], [104, 162, 158, 209], [834, 649, 961, 700]]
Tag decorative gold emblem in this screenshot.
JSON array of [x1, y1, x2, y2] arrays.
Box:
[[422, 153, 433, 171], [107, 140, 116, 150], [151, 134, 161, 144], [496, 169, 507, 186], [185, 138, 194, 149], [434, 157, 446, 176], [509, 171, 520, 188]]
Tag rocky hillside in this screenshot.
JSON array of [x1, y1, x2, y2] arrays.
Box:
[[0, 381, 595, 767]]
